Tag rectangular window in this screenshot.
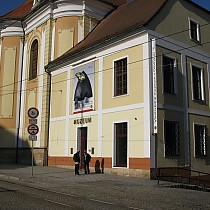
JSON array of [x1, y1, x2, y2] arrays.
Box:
[[194, 124, 207, 157], [190, 19, 200, 42], [114, 122, 127, 167], [163, 55, 177, 94], [114, 58, 127, 96], [164, 120, 180, 156], [192, 65, 204, 101]]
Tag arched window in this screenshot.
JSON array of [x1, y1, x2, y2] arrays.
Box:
[[29, 39, 38, 80]]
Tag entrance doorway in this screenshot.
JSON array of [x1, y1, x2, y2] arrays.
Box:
[[77, 127, 87, 168], [114, 122, 127, 167]]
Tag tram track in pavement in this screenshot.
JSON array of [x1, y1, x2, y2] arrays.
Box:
[[0, 178, 142, 210]]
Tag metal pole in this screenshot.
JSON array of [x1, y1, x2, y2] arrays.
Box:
[[32, 140, 34, 178]]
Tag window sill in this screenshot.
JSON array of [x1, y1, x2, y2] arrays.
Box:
[[113, 93, 129, 99], [194, 155, 207, 158], [190, 38, 201, 45], [28, 77, 38, 82], [192, 99, 206, 105], [164, 155, 180, 158], [113, 165, 128, 168], [163, 92, 178, 96]]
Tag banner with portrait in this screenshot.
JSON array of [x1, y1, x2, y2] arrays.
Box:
[[73, 62, 94, 114]]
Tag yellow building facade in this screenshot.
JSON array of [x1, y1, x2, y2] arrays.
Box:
[[1, 0, 210, 179], [48, 42, 151, 177], [0, 0, 117, 165]]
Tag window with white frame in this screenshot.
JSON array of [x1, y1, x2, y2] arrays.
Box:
[[162, 55, 177, 94], [194, 124, 207, 157], [114, 58, 127, 96], [192, 65, 204, 101], [189, 19, 200, 42], [114, 122, 127, 167], [164, 120, 180, 156], [29, 39, 38, 80]]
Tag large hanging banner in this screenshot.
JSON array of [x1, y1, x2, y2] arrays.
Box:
[[73, 62, 94, 114], [152, 39, 157, 134]]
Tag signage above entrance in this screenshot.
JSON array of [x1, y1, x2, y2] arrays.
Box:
[[74, 117, 92, 125]]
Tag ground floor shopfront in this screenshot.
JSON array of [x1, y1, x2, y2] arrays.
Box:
[[48, 107, 152, 178]]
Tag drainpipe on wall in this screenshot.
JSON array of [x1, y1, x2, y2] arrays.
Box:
[[16, 20, 25, 163], [44, 68, 52, 166]]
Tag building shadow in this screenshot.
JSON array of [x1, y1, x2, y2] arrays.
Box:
[[94, 158, 104, 174], [0, 125, 33, 168], [95, 159, 101, 173]]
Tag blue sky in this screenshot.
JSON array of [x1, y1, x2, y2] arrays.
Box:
[[0, 0, 25, 16], [0, 0, 210, 16], [193, 0, 210, 11]]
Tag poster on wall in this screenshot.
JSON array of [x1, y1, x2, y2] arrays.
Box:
[[73, 62, 94, 114]]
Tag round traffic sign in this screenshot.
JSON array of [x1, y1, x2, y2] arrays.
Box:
[[27, 124, 39, 135], [28, 107, 39, 118]]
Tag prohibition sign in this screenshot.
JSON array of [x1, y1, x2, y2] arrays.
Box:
[[27, 124, 39, 135], [28, 107, 39, 118]]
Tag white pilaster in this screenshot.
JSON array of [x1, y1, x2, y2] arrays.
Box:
[[50, 21, 55, 61], [37, 27, 46, 147], [15, 38, 24, 147], [181, 54, 190, 166], [98, 57, 103, 157], [19, 40, 28, 147], [65, 69, 71, 156], [144, 35, 151, 158]]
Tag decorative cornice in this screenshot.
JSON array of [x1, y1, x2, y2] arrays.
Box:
[[1, 26, 24, 37], [32, 0, 42, 9]]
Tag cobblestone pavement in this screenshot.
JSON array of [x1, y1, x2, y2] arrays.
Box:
[[0, 164, 210, 210]]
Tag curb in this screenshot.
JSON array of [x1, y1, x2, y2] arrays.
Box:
[[0, 174, 20, 181]]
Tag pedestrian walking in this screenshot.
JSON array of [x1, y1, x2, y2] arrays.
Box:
[[83, 150, 91, 174], [73, 150, 80, 175]]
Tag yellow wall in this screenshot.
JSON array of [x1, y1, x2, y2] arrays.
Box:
[[157, 109, 185, 167], [103, 45, 144, 109], [148, 0, 210, 54], [51, 72, 67, 118], [0, 36, 21, 149], [54, 17, 78, 59], [156, 46, 183, 107], [0, 36, 21, 129], [58, 28, 74, 57], [102, 108, 145, 158], [186, 57, 209, 111], [1, 47, 16, 118], [49, 120, 66, 156], [189, 114, 210, 173]]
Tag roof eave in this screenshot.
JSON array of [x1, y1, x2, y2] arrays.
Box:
[[22, 0, 50, 21], [46, 25, 147, 72]]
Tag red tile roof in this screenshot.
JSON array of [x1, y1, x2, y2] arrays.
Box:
[[50, 0, 166, 67], [1, 0, 33, 19], [103, 0, 127, 6], [0, 0, 126, 19]]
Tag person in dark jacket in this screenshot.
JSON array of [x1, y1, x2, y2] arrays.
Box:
[[83, 150, 91, 174], [73, 150, 80, 175]]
